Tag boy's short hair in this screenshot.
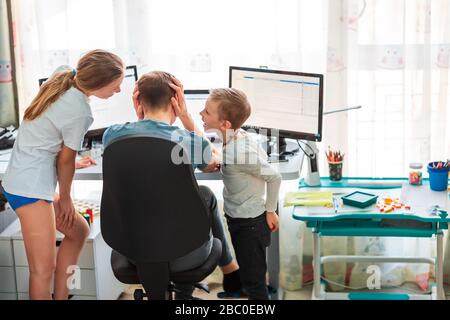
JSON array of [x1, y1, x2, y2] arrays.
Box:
[[209, 88, 251, 129], [137, 71, 175, 110]]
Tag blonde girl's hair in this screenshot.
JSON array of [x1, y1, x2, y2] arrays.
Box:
[[23, 49, 124, 121]]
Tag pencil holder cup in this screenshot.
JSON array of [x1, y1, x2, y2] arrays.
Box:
[[328, 161, 343, 181], [427, 162, 450, 191]]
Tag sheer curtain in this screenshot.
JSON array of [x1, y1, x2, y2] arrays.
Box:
[[342, 0, 450, 177], [0, 0, 17, 126], [11, 0, 331, 118], [320, 0, 450, 293]]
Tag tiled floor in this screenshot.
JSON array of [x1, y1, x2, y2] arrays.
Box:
[[118, 275, 450, 300], [119, 283, 314, 300]]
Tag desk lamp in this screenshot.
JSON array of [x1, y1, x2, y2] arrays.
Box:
[[304, 106, 362, 186]]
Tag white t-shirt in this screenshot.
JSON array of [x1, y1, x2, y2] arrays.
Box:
[[2, 87, 93, 201]]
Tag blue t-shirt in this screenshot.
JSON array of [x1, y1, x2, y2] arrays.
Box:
[[102, 119, 211, 170]]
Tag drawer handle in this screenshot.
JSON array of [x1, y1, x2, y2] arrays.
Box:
[[56, 240, 62, 247]]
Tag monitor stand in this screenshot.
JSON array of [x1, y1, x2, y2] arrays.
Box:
[[264, 137, 296, 163], [303, 141, 321, 186]]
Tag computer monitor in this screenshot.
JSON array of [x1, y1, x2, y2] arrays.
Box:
[[174, 90, 209, 129], [229, 66, 323, 143], [173, 90, 222, 142], [84, 65, 138, 144], [39, 66, 139, 148]]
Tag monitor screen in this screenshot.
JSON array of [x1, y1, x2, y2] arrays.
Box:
[[86, 65, 138, 139], [229, 66, 323, 142], [39, 66, 139, 141], [173, 90, 209, 130]]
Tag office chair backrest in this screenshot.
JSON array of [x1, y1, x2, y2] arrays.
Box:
[[101, 135, 211, 263]]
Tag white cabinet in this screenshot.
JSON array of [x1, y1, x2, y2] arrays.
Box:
[[12, 215, 125, 300], [0, 206, 20, 300]]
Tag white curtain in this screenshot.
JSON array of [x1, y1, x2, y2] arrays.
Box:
[[0, 0, 16, 126], [11, 0, 331, 118], [340, 0, 450, 177], [319, 0, 450, 293], [10, 0, 450, 293]]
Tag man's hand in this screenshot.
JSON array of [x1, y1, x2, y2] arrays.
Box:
[[132, 84, 144, 120], [75, 156, 97, 169], [169, 78, 188, 119], [266, 211, 279, 232]]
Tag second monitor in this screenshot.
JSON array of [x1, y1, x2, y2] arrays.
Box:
[[229, 66, 324, 162], [229, 66, 323, 143]]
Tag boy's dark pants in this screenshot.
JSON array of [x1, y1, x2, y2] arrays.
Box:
[[226, 212, 272, 300]]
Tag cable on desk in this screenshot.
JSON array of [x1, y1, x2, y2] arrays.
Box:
[[297, 140, 315, 160]]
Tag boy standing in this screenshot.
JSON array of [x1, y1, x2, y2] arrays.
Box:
[[200, 88, 282, 300]]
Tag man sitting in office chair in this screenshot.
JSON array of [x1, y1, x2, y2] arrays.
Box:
[[102, 71, 242, 298]]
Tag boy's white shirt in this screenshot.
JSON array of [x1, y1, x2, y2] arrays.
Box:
[[221, 130, 282, 219]]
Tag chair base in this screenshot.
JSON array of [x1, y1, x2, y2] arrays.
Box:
[[133, 282, 210, 300]]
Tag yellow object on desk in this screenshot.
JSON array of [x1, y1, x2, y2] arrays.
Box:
[[284, 191, 333, 207]]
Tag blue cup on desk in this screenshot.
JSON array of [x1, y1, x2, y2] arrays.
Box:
[[427, 162, 450, 191]]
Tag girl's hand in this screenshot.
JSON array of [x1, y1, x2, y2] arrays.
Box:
[[57, 196, 76, 229], [132, 84, 144, 120], [75, 156, 96, 169], [266, 211, 279, 232]]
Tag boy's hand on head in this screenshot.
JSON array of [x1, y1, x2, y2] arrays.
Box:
[[132, 84, 144, 120], [266, 212, 279, 232]]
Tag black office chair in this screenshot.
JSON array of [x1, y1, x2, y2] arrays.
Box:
[[100, 135, 222, 300]]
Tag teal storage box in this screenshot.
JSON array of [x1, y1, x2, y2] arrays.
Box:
[[341, 191, 378, 208]]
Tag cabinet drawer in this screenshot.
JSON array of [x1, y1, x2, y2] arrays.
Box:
[[0, 239, 13, 266], [15, 266, 97, 296], [0, 293, 17, 300], [0, 266, 16, 292], [13, 240, 94, 269]]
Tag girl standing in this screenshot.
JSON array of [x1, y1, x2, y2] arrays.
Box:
[[2, 49, 124, 300]]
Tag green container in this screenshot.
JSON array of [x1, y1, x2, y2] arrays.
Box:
[[341, 191, 378, 208], [328, 161, 343, 181]]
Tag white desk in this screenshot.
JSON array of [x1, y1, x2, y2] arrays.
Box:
[[0, 140, 304, 299]]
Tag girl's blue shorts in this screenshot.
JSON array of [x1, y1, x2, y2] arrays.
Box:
[[3, 191, 53, 211]]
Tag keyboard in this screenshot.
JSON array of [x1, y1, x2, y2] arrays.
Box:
[[0, 138, 14, 151]]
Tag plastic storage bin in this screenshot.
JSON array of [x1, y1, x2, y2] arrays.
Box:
[[341, 191, 378, 208]]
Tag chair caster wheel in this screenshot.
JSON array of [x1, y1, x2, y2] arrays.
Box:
[[134, 289, 145, 300]]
